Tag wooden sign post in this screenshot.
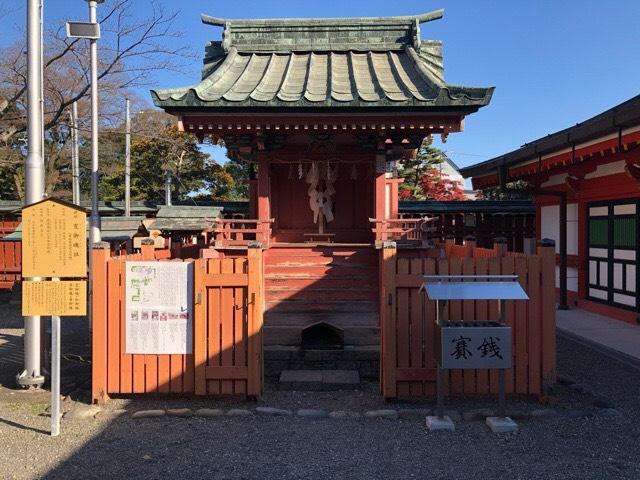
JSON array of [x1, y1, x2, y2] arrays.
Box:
[[21, 198, 87, 437]]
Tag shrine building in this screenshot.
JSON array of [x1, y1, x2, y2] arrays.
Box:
[[461, 95, 640, 325], [151, 10, 493, 363]]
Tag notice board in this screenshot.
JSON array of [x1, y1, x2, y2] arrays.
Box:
[[125, 261, 193, 354]]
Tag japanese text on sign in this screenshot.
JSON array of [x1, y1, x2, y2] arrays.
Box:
[[22, 281, 87, 316], [125, 261, 193, 354], [440, 326, 512, 369]]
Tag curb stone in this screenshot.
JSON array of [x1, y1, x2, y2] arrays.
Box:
[[398, 409, 432, 420], [167, 408, 193, 417], [132, 409, 165, 419], [195, 408, 224, 417], [296, 409, 327, 418], [227, 409, 253, 417], [597, 408, 622, 417], [256, 407, 292, 416], [63, 404, 103, 420], [364, 409, 399, 420], [444, 410, 462, 422], [462, 409, 494, 422], [329, 410, 362, 419], [530, 408, 560, 418], [95, 409, 127, 420]]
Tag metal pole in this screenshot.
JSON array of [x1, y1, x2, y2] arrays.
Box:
[[497, 298, 506, 417], [18, 0, 45, 389], [88, 0, 101, 243], [125, 98, 131, 217], [165, 169, 172, 206], [51, 279, 61, 437], [71, 102, 80, 205]]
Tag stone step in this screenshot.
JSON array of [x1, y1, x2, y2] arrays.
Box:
[[264, 311, 379, 327], [265, 299, 378, 313], [279, 369, 360, 391], [264, 265, 377, 278], [265, 287, 378, 302], [265, 248, 377, 258], [264, 325, 379, 347], [265, 276, 377, 290]]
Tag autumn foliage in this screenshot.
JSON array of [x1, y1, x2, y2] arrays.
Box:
[[418, 166, 466, 200]]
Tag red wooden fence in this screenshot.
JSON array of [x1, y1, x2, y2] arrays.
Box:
[[380, 240, 556, 399], [92, 242, 263, 403], [0, 240, 21, 289]]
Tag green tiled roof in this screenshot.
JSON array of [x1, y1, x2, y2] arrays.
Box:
[[151, 11, 493, 110]]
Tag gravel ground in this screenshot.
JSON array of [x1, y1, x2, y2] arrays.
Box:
[[0, 336, 639, 479]]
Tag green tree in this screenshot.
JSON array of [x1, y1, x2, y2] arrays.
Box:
[[398, 140, 450, 200]]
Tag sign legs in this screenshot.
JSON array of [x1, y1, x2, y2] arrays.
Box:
[[51, 314, 60, 437]]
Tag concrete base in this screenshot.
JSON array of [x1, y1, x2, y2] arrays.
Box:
[[486, 416, 518, 433], [279, 370, 360, 391], [425, 415, 455, 431]]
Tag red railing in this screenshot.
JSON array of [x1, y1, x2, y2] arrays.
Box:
[[370, 217, 438, 243], [211, 218, 274, 248]]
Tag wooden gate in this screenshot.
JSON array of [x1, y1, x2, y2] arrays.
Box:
[[92, 242, 263, 403], [380, 239, 556, 399], [193, 248, 263, 396]]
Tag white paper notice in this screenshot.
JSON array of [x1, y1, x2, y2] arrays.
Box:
[[125, 261, 193, 354]]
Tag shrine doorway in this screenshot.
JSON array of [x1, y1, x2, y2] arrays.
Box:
[[270, 159, 374, 244]]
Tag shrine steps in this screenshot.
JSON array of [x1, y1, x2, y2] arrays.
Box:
[[263, 246, 380, 349]]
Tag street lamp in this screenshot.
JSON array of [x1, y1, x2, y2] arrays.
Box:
[[67, 0, 103, 331]]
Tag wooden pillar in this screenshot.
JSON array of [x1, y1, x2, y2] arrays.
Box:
[[248, 179, 258, 219], [576, 198, 588, 303], [374, 152, 386, 241], [493, 236, 508, 257], [141, 238, 155, 260], [538, 238, 557, 391], [257, 154, 270, 246], [464, 235, 476, 258], [91, 241, 111, 404], [381, 241, 397, 399]]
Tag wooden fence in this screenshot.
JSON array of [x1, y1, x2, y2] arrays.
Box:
[[380, 238, 556, 399], [0, 240, 21, 289], [92, 241, 263, 403]]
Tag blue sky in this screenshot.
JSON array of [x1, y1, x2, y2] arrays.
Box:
[[4, 0, 640, 169]]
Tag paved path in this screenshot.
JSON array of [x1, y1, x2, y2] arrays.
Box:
[[557, 308, 640, 368]]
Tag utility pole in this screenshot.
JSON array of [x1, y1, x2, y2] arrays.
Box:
[[18, 0, 45, 388], [125, 98, 131, 217], [165, 169, 172, 206], [71, 102, 80, 205], [87, 0, 102, 244]]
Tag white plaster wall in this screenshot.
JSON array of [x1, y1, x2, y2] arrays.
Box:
[[555, 266, 579, 292], [541, 203, 578, 255]]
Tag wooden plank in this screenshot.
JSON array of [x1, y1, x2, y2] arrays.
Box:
[[205, 365, 248, 379], [437, 257, 451, 397], [501, 256, 516, 395], [247, 249, 263, 397], [462, 257, 476, 395], [219, 258, 235, 394], [474, 257, 490, 395], [106, 259, 122, 393], [157, 354, 171, 394], [193, 258, 207, 395], [514, 257, 529, 394], [396, 368, 437, 382], [448, 256, 463, 395], [120, 260, 138, 393], [487, 257, 501, 394], [203, 273, 248, 287], [409, 258, 424, 397], [144, 352, 158, 393], [207, 259, 222, 395], [396, 258, 411, 398], [183, 259, 196, 394], [540, 244, 557, 391], [423, 258, 437, 397], [233, 258, 247, 395], [91, 247, 110, 404], [381, 245, 397, 399], [527, 256, 542, 395], [394, 274, 425, 288]]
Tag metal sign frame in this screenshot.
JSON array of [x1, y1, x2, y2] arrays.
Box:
[[66, 21, 101, 40], [421, 274, 528, 420]]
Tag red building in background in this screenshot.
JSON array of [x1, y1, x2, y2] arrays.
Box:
[[461, 95, 640, 324]]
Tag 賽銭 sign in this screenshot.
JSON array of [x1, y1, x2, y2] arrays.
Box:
[[440, 326, 512, 369], [21, 198, 87, 278], [22, 280, 87, 316]]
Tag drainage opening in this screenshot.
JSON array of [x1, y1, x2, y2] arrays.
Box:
[[301, 322, 344, 350]]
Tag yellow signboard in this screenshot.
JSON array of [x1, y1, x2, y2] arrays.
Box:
[[22, 281, 87, 316], [22, 198, 87, 278]]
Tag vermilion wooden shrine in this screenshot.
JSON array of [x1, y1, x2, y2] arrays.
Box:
[[151, 11, 493, 361], [91, 10, 560, 403]]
